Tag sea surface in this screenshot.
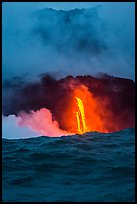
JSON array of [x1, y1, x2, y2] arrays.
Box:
[[2, 128, 135, 202]]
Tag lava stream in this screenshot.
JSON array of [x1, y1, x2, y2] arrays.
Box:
[[75, 97, 87, 134]]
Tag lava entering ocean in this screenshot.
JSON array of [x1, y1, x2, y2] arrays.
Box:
[[62, 84, 110, 134], [3, 74, 135, 137], [75, 97, 86, 134]]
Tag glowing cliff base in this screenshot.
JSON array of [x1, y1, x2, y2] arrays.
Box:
[[75, 97, 87, 134]]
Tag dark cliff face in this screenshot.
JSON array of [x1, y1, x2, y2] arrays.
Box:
[[2, 74, 135, 132]]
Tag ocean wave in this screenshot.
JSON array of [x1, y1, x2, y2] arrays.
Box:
[[2, 128, 135, 202]]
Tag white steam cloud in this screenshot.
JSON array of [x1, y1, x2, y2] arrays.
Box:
[[2, 108, 72, 139], [2, 2, 135, 80]]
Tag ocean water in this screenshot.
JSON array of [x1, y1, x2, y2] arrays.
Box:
[[2, 128, 135, 202]]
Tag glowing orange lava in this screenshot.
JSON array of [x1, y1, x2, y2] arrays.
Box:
[[75, 97, 87, 134], [62, 84, 109, 134]]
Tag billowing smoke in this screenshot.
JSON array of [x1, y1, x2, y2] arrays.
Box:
[[2, 74, 135, 137], [2, 3, 135, 138], [18, 108, 72, 137], [2, 4, 135, 80]]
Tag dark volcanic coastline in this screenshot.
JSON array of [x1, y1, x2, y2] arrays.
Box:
[[2, 74, 135, 133]]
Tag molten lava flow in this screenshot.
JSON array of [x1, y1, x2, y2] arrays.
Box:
[[75, 97, 87, 134], [76, 111, 81, 133], [63, 85, 109, 134]]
